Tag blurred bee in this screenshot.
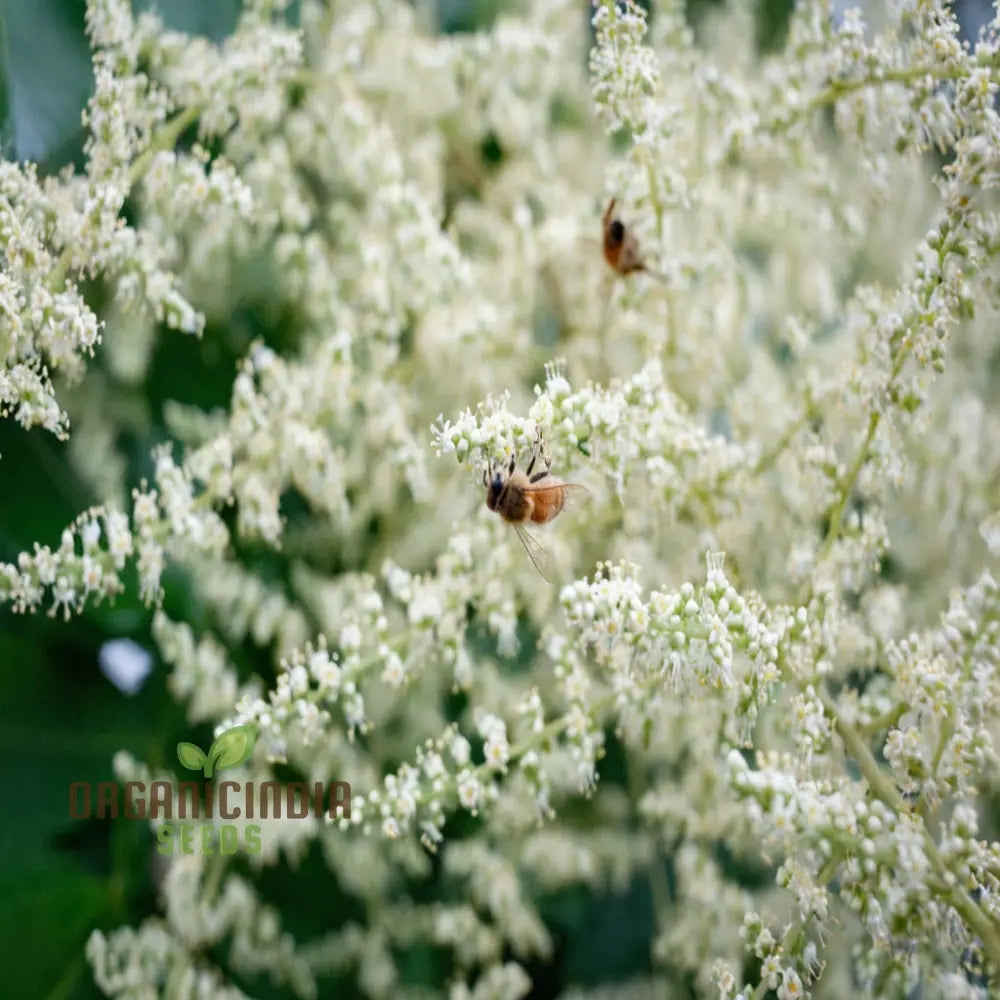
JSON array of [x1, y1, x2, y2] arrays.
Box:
[[484, 427, 590, 582], [602, 198, 666, 281]]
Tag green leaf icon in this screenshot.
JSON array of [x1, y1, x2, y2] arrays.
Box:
[[177, 742, 208, 773], [206, 725, 257, 777]]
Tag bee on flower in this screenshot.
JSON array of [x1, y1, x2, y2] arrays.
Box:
[[483, 426, 589, 581], [601, 198, 667, 282]]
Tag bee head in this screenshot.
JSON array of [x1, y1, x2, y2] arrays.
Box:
[[485, 470, 504, 511], [607, 219, 625, 247]]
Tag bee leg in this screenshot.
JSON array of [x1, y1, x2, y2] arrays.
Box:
[[540, 434, 552, 474], [525, 436, 540, 476], [525, 425, 545, 477], [508, 452, 516, 475], [603, 197, 617, 229]]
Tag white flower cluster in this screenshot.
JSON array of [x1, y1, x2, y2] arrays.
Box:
[[6, 0, 1000, 996], [434, 359, 748, 517], [88, 853, 316, 1000], [561, 553, 779, 704]]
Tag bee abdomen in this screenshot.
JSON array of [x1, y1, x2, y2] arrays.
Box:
[[529, 489, 563, 524]]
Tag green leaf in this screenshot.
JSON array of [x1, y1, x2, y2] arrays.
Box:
[[0, 861, 106, 999], [1, 0, 92, 166], [207, 725, 256, 774], [176, 742, 208, 772], [0, 0, 246, 166]]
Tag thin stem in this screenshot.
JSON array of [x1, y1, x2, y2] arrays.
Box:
[[798, 214, 1000, 967], [820, 690, 1000, 969], [753, 404, 817, 477], [127, 105, 201, 187], [163, 954, 188, 1000], [472, 670, 675, 787], [763, 60, 1000, 140], [46, 105, 201, 293], [819, 689, 906, 814], [802, 63, 984, 119], [818, 409, 879, 561], [42, 953, 86, 1000], [504, 688, 617, 768], [859, 703, 905, 736], [817, 257, 923, 561], [202, 851, 227, 905]]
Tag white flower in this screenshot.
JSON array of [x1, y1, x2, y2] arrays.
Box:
[[457, 771, 481, 812]]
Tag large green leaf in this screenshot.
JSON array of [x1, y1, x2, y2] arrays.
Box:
[[0, 627, 166, 992], [0, 862, 106, 999], [0, 0, 243, 167], [0, 0, 91, 166]]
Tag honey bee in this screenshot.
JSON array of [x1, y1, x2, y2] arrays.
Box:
[[484, 427, 590, 582], [602, 198, 666, 281]]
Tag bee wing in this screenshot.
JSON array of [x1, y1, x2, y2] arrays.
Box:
[[512, 523, 556, 584], [522, 481, 591, 516]]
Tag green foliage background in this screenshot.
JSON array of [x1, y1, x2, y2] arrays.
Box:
[[0, 0, 906, 996]]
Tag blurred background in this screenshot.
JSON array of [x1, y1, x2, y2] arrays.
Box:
[[0, 0, 993, 997]]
